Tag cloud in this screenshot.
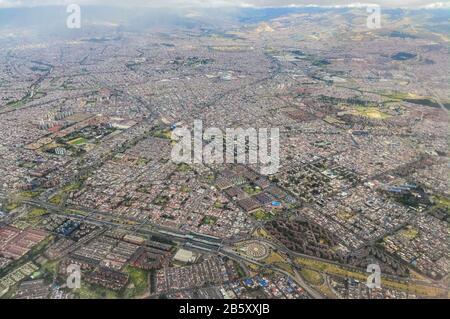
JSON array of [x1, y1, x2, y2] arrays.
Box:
[[0, 0, 449, 9], [422, 1, 450, 7]]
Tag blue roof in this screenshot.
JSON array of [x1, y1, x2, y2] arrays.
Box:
[[271, 201, 281, 207], [244, 279, 254, 285]]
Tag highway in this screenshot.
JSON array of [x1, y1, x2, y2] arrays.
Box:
[[10, 197, 446, 298], [21, 197, 326, 298]]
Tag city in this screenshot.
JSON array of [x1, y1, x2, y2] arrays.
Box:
[[0, 0, 448, 304]]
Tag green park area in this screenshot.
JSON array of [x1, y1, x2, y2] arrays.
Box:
[[399, 225, 419, 240], [49, 182, 83, 205], [68, 137, 87, 146], [63, 182, 82, 192], [252, 209, 273, 221], [243, 184, 262, 195], [20, 208, 48, 225], [354, 106, 390, 120], [213, 201, 225, 209], [176, 163, 192, 172], [201, 215, 218, 225], [432, 195, 450, 213], [49, 193, 64, 205], [73, 267, 149, 299], [153, 195, 169, 206], [19, 190, 43, 199], [300, 268, 324, 286], [384, 92, 450, 109], [122, 266, 150, 298], [151, 129, 172, 140], [5, 201, 19, 212], [76, 283, 119, 299], [296, 257, 446, 297]]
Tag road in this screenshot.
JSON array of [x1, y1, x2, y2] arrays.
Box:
[[21, 197, 326, 298], [220, 246, 324, 299]]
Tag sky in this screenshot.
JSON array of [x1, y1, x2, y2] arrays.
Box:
[[0, 0, 449, 8]]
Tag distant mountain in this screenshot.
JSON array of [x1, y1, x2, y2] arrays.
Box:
[[0, 5, 448, 38]]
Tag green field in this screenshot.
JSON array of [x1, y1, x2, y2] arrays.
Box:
[[153, 195, 169, 206], [151, 129, 172, 140], [214, 201, 225, 209], [76, 283, 119, 299], [243, 184, 262, 195], [63, 182, 82, 192], [432, 195, 450, 213], [19, 190, 43, 198], [68, 137, 87, 146], [252, 209, 273, 221], [21, 208, 48, 225], [176, 163, 192, 172], [123, 266, 149, 298], [300, 268, 324, 286], [5, 202, 20, 212], [49, 193, 64, 205], [355, 106, 391, 119], [201, 215, 218, 225]]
